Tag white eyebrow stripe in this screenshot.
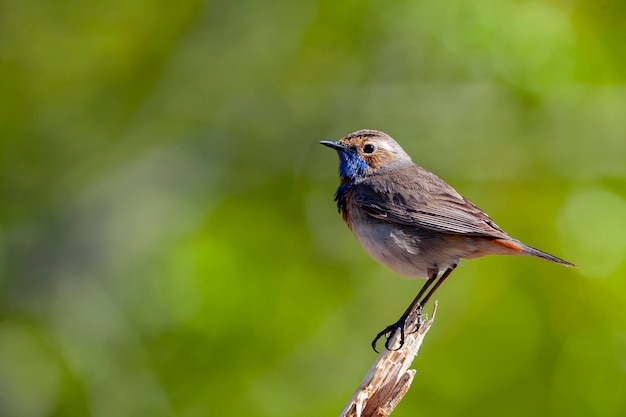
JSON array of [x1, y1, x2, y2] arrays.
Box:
[[375, 141, 394, 152]]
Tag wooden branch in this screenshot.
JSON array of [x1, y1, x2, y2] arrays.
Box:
[[339, 302, 438, 417]]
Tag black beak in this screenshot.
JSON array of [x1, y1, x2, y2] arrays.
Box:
[[319, 140, 349, 151]]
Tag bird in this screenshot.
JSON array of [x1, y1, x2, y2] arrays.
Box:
[[320, 129, 574, 352]]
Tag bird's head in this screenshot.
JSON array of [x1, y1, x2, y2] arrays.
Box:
[[320, 129, 411, 181]]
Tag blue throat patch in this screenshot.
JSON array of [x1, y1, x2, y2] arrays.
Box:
[[334, 150, 368, 211], [337, 149, 368, 179]]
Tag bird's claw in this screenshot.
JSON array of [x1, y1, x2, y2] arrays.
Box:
[[371, 306, 424, 353], [371, 321, 405, 353]]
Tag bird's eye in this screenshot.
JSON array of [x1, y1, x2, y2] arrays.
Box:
[[363, 144, 376, 154]]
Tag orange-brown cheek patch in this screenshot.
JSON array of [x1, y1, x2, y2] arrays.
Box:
[[364, 155, 384, 169]]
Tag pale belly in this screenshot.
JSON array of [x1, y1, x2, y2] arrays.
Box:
[[349, 219, 470, 278]]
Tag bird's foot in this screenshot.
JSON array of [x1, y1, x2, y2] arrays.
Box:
[[407, 304, 424, 335], [371, 319, 406, 353], [371, 305, 425, 353]]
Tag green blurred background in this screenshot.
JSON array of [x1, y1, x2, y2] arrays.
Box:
[[1, 0, 626, 416]]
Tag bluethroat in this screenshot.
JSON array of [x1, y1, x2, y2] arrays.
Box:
[[320, 129, 573, 352]]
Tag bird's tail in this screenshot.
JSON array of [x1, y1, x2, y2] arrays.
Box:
[[517, 242, 575, 267]]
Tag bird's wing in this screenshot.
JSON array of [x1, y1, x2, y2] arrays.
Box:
[[353, 167, 508, 238]]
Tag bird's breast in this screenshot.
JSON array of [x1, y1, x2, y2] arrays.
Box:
[[340, 194, 353, 229]]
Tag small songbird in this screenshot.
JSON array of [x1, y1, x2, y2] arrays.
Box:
[[320, 129, 573, 352]]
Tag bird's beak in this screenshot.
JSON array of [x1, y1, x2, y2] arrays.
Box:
[[319, 140, 349, 151]]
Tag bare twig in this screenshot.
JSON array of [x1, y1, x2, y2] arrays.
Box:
[[339, 302, 438, 417]]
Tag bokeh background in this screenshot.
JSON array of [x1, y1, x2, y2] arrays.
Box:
[[2, 0, 626, 416]]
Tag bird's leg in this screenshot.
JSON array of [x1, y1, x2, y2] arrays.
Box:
[[371, 270, 438, 353], [371, 264, 458, 353], [407, 264, 458, 334], [415, 264, 457, 315]]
